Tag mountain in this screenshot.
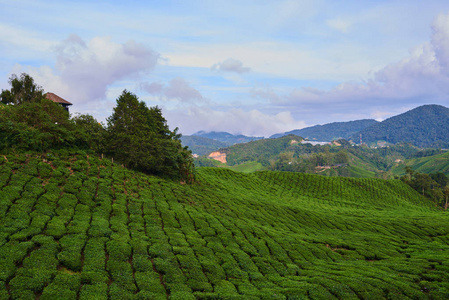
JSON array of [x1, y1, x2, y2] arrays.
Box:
[[193, 131, 264, 145], [271, 119, 378, 141], [180, 135, 228, 156], [1, 152, 449, 299], [354, 104, 449, 147]]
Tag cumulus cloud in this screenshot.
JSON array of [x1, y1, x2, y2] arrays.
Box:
[[164, 105, 306, 137], [211, 58, 251, 74], [54, 34, 160, 102], [141, 77, 204, 103]]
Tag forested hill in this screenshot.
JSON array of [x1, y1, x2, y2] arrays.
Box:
[[353, 104, 449, 147], [270, 119, 378, 141], [1, 152, 449, 299]]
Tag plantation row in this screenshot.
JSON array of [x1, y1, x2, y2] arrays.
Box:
[[0, 152, 448, 299]]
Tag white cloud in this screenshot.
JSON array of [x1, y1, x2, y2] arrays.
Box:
[[251, 85, 283, 103], [54, 34, 160, 101], [164, 105, 306, 137], [141, 77, 204, 103], [0, 23, 56, 53], [211, 58, 251, 74], [326, 18, 352, 33], [13, 35, 160, 118]]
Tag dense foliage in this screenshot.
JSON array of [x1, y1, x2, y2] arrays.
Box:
[[401, 167, 449, 209], [0, 99, 86, 152], [353, 104, 449, 147], [0, 153, 448, 299], [271, 119, 378, 141]]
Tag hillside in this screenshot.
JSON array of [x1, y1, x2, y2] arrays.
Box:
[[180, 135, 228, 156], [354, 104, 449, 147], [1, 152, 449, 299], [391, 150, 449, 176], [271, 119, 378, 141]]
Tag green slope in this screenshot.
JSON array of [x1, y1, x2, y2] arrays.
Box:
[[1, 152, 449, 299], [392, 150, 449, 176]]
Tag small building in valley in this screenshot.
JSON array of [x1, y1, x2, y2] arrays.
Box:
[[45, 92, 73, 112]]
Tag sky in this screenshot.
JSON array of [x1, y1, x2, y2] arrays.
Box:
[[2, 1, 449, 137]]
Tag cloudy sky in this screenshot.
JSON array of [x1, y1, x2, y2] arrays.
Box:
[[2, 1, 449, 137]]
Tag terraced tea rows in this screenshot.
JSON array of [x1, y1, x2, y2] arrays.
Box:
[[0, 153, 448, 299]]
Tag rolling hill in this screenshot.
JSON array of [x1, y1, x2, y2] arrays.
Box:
[[353, 104, 449, 147], [271, 119, 378, 141], [1, 152, 448, 299]]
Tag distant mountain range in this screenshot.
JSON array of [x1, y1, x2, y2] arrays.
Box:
[[181, 131, 263, 155], [179, 135, 228, 156], [270, 119, 378, 140], [192, 131, 264, 144], [182, 104, 449, 155]]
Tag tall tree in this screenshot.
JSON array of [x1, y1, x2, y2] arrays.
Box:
[[106, 90, 194, 181], [0, 73, 44, 105]]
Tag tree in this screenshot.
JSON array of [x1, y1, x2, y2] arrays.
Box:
[[430, 172, 448, 188], [72, 114, 106, 154], [443, 186, 449, 210], [0, 73, 44, 105], [106, 90, 194, 181]]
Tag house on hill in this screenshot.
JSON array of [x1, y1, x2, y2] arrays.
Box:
[[45, 92, 72, 112]]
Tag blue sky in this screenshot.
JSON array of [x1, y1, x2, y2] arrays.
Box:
[[2, 0, 449, 137]]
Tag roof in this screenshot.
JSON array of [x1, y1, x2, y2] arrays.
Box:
[[45, 92, 72, 106]]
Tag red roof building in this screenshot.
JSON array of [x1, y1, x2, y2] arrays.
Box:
[[45, 92, 73, 112]]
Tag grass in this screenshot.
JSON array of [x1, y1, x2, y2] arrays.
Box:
[[0, 151, 448, 299]]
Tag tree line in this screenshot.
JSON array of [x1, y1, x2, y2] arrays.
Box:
[[0, 73, 194, 182]]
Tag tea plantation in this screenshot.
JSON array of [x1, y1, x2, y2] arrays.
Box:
[[1, 152, 448, 299]]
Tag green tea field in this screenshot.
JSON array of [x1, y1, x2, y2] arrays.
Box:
[[0, 152, 448, 299]]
